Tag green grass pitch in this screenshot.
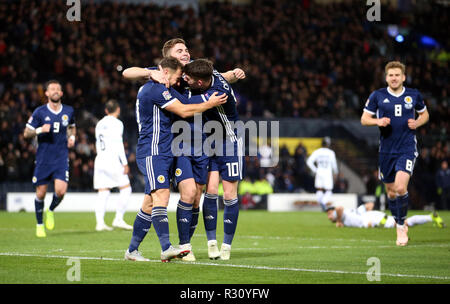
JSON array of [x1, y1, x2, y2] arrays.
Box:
[[0, 210, 449, 284]]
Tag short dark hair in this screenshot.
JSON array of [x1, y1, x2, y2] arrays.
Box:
[[162, 38, 186, 58], [183, 59, 213, 81], [159, 57, 183, 71], [105, 99, 119, 114], [44, 79, 62, 91]]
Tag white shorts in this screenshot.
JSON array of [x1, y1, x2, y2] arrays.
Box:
[[315, 173, 333, 190], [93, 165, 130, 189], [361, 211, 386, 228]]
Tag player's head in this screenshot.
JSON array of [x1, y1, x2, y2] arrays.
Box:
[[385, 61, 406, 91], [105, 99, 120, 117], [159, 57, 183, 86], [322, 136, 331, 147], [44, 80, 63, 103], [162, 38, 190, 66], [183, 59, 213, 90], [326, 206, 336, 222]]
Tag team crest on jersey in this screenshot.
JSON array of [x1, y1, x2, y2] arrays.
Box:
[[32, 176, 37, 183], [61, 114, 69, 126], [404, 96, 413, 109], [162, 90, 172, 101], [157, 175, 165, 183], [175, 168, 182, 177]]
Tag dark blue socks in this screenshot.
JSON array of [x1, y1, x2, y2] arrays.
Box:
[[128, 209, 152, 253], [151, 207, 171, 251], [223, 198, 239, 245], [49, 193, 63, 211], [388, 193, 409, 226], [34, 198, 44, 224], [176, 200, 193, 245], [203, 193, 218, 241]]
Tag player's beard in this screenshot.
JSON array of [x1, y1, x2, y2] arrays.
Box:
[[49, 93, 61, 103]]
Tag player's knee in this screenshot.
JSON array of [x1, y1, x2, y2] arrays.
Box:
[[180, 188, 196, 204], [394, 185, 407, 196]]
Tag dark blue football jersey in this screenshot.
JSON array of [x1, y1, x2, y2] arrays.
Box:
[[364, 87, 426, 155], [135, 81, 179, 158], [26, 103, 75, 166], [189, 70, 240, 143]]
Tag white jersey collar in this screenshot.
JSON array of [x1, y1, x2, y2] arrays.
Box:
[[387, 86, 405, 98], [47, 103, 63, 115]]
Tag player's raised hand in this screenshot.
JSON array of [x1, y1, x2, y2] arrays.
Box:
[[377, 117, 390, 127], [41, 124, 51, 133], [407, 118, 417, 130], [208, 92, 228, 107], [233, 68, 246, 80], [148, 66, 169, 88]]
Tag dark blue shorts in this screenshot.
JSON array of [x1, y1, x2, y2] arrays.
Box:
[[137, 155, 174, 194], [208, 138, 245, 182], [378, 152, 416, 183], [33, 162, 69, 186], [174, 155, 209, 185]]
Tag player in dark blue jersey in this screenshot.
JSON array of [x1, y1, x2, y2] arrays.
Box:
[[183, 59, 244, 260], [24, 80, 76, 238], [361, 61, 429, 246], [124, 57, 228, 262], [123, 38, 246, 261]]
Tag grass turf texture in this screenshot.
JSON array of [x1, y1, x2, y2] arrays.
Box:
[[0, 210, 449, 284]]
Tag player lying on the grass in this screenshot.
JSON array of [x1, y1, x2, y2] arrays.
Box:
[[326, 203, 445, 229], [24, 80, 76, 238], [124, 57, 228, 262], [123, 38, 246, 261]]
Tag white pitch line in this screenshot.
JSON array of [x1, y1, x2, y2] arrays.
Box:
[[0, 252, 449, 281]]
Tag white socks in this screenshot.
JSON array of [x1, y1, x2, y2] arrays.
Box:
[[95, 190, 110, 225], [115, 186, 132, 221]]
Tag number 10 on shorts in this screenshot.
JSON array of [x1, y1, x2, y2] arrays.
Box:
[[226, 162, 239, 177]]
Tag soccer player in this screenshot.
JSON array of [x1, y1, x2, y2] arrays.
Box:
[[326, 205, 445, 229], [183, 59, 244, 260], [93, 99, 133, 231], [24, 80, 76, 237], [306, 137, 339, 212], [361, 61, 429, 246], [124, 57, 228, 262], [123, 38, 246, 261], [122, 38, 245, 84]]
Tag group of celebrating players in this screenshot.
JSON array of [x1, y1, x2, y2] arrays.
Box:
[[24, 38, 441, 263]]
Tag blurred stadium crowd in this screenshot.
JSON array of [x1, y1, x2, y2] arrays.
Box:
[[0, 0, 448, 208]]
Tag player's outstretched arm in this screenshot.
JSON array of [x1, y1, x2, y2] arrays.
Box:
[[122, 67, 152, 81], [24, 124, 51, 139], [165, 92, 227, 118], [221, 68, 246, 84], [335, 206, 344, 227]]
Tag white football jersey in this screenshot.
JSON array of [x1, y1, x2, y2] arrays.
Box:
[[95, 115, 128, 168], [306, 147, 338, 190]]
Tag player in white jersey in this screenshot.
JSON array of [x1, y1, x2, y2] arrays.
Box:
[[93, 100, 133, 231], [326, 203, 445, 229], [306, 137, 339, 211]]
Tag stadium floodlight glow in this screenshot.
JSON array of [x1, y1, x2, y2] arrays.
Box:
[[420, 35, 439, 48], [387, 25, 399, 38], [395, 34, 404, 43]]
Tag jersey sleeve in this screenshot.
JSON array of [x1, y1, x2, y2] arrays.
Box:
[[151, 84, 178, 109], [69, 107, 76, 126], [363, 91, 378, 115], [306, 151, 317, 174], [117, 121, 128, 166], [415, 91, 427, 113], [26, 108, 41, 130]]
